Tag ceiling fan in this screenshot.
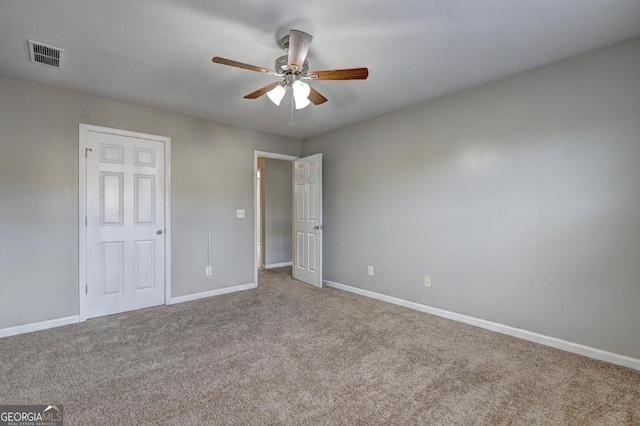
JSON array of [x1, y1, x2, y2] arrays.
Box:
[[212, 29, 369, 109]]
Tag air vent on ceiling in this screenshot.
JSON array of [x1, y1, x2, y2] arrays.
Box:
[[28, 40, 64, 69]]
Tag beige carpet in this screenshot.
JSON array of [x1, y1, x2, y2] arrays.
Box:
[[1, 267, 638, 425]]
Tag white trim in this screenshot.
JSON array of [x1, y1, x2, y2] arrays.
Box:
[[0, 316, 79, 339], [78, 124, 172, 321], [164, 135, 172, 307], [78, 125, 88, 321], [253, 151, 299, 289], [324, 280, 640, 372], [169, 283, 256, 305], [265, 262, 293, 269]]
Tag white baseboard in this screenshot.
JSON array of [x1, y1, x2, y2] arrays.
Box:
[[324, 280, 640, 372], [265, 262, 292, 269], [0, 315, 79, 339], [169, 283, 256, 305], [1, 283, 258, 339], [0, 282, 258, 338]]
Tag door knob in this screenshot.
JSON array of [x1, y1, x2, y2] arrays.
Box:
[[313, 225, 324, 230], [157, 230, 163, 235]]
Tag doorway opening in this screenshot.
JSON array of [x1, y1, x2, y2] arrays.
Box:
[[254, 151, 298, 287]]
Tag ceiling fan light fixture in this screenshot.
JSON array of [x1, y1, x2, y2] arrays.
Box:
[[266, 84, 286, 106], [294, 96, 311, 110], [292, 80, 311, 109]]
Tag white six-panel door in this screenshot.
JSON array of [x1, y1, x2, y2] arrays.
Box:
[[83, 128, 166, 319], [293, 153, 323, 287]]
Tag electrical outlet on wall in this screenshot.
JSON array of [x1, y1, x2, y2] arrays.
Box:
[[206, 266, 212, 276], [368, 266, 374, 276], [424, 275, 431, 287]]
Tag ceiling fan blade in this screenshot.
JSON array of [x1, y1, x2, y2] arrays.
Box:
[[212, 57, 280, 76], [307, 68, 369, 80], [287, 30, 313, 72], [244, 82, 280, 100], [308, 87, 328, 105]]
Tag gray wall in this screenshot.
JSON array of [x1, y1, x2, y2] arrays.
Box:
[[263, 158, 293, 266], [302, 37, 640, 359], [0, 75, 300, 329]]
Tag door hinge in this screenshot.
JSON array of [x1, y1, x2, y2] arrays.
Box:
[[85, 147, 93, 158], [85, 284, 88, 295], [85, 217, 88, 226]]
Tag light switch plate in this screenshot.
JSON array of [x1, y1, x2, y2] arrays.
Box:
[[236, 209, 245, 219]]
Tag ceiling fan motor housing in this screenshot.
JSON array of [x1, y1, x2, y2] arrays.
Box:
[[274, 55, 309, 76]]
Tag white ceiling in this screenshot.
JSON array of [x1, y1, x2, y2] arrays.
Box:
[[1, 0, 639, 139]]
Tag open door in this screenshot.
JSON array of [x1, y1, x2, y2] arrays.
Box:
[[293, 153, 323, 287]]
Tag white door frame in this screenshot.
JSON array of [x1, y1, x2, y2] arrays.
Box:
[[253, 150, 299, 287], [78, 123, 172, 322]]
